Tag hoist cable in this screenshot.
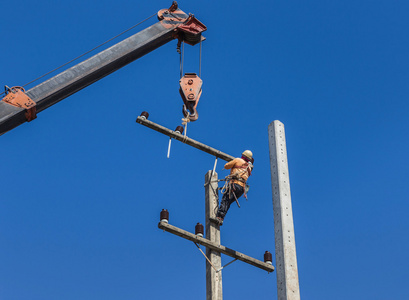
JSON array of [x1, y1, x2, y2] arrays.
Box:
[[179, 41, 185, 78], [0, 12, 157, 98], [199, 39, 202, 77], [179, 44, 182, 78]]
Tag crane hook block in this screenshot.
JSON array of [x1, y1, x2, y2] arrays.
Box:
[[1, 86, 37, 122], [179, 73, 202, 122]]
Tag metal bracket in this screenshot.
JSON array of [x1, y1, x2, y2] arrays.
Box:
[[177, 14, 207, 46], [194, 242, 239, 273], [157, 2, 189, 29], [1, 86, 37, 121], [194, 242, 219, 272], [219, 258, 238, 271]]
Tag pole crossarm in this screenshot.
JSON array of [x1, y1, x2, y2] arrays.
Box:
[[136, 116, 235, 162], [158, 221, 275, 273]]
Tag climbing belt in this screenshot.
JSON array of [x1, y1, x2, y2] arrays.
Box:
[[210, 160, 253, 215], [220, 162, 253, 200]]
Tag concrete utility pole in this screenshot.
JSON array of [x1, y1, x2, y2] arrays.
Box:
[[268, 120, 300, 300], [143, 117, 274, 298], [205, 171, 222, 300]]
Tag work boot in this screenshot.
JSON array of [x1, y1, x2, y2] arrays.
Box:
[[216, 217, 224, 226]]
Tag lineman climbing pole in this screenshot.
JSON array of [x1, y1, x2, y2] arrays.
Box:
[[137, 114, 274, 300], [268, 121, 301, 300]]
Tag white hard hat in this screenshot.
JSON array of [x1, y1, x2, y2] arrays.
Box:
[[242, 150, 253, 160]]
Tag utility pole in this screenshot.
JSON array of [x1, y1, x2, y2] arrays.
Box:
[[138, 114, 274, 299], [268, 120, 300, 300], [205, 171, 222, 300]]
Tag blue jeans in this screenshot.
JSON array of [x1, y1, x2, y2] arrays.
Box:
[[216, 183, 244, 219]]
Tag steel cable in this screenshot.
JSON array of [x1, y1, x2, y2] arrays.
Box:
[[0, 12, 157, 97]]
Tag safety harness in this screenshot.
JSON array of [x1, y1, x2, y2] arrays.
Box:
[[220, 161, 253, 202]]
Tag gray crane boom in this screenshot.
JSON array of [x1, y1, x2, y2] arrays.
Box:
[[0, 2, 206, 135]]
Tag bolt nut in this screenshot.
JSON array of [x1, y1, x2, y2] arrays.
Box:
[[188, 79, 194, 85]]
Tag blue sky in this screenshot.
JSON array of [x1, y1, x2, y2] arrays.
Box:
[[2, 1, 409, 299]]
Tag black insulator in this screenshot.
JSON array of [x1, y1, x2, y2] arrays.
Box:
[[195, 222, 204, 237], [175, 126, 184, 134], [160, 209, 169, 223], [264, 251, 273, 264], [140, 111, 149, 120]]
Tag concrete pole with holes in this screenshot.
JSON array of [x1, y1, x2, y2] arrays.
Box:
[[205, 171, 223, 300], [268, 121, 300, 300]]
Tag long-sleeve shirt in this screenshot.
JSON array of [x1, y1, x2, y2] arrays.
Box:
[[224, 157, 252, 187]]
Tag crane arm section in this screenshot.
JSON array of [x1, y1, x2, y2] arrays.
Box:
[[0, 2, 206, 135]]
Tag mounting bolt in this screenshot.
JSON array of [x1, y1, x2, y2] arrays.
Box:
[[188, 79, 194, 85], [195, 223, 204, 237], [140, 111, 149, 120], [264, 251, 273, 265], [160, 209, 169, 223]]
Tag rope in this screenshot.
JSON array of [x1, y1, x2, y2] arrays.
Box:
[[0, 12, 157, 98], [181, 112, 190, 137]]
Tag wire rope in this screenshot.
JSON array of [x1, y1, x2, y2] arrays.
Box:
[[179, 41, 185, 78], [0, 12, 157, 97]]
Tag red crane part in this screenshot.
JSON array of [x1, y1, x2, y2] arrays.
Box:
[[1, 86, 37, 121]]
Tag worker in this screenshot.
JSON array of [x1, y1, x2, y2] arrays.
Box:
[[215, 150, 254, 225]]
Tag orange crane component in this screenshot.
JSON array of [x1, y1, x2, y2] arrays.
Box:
[[180, 73, 203, 121], [2, 86, 37, 122]]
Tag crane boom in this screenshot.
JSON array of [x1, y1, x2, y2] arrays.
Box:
[[0, 2, 206, 135]]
